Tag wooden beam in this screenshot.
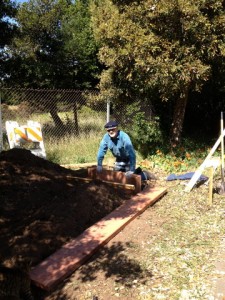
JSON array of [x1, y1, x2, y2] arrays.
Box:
[[66, 175, 135, 191], [61, 163, 96, 169], [208, 166, 214, 206]]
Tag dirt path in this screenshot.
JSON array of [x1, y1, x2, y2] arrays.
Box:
[[34, 200, 166, 300]]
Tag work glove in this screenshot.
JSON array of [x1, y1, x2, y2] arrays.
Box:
[[96, 165, 103, 173], [125, 171, 134, 178]]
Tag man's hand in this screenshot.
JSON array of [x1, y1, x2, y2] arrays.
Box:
[[97, 166, 103, 173], [125, 171, 134, 178]]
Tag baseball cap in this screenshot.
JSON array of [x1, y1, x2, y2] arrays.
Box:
[[104, 120, 118, 129]]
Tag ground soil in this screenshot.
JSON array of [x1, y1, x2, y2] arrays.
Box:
[[3, 148, 224, 299], [1, 148, 165, 300]]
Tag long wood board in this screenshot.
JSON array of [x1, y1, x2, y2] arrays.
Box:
[[30, 186, 167, 291]]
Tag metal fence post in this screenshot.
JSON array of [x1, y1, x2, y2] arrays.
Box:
[[107, 100, 110, 122]]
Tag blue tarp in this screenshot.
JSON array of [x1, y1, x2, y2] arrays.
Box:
[[166, 172, 208, 182]]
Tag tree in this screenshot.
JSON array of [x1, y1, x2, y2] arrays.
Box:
[[90, 0, 225, 145], [5, 0, 100, 90], [60, 0, 102, 134], [0, 0, 18, 84], [7, 0, 71, 89], [4, 0, 101, 134], [0, 0, 17, 47], [2, 0, 72, 132], [61, 0, 101, 89]]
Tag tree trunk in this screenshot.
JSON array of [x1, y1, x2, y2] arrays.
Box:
[[170, 86, 189, 147], [73, 101, 79, 136], [49, 104, 65, 132]]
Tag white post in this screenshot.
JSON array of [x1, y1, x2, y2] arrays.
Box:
[[106, 100, 110, 122], [185, 129, 225, 192]]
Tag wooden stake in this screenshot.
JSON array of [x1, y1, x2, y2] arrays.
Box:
[[208, 166, 214, 206]]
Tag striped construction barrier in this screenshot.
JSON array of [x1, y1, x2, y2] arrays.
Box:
[[5, 120, 46, 158]]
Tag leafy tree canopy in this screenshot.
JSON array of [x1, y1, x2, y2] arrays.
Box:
[[0, 0, 18, 83], [61, 0, 101, 88], [5, 0, 71, 88], [4, 0, 100, 89], [0, 0, 17, 48], [90, 0, 225, 144]]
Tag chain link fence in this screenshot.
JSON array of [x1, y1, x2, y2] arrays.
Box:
[[0, 88, 131, 163]]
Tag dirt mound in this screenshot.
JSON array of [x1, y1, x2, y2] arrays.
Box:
[[0, 149, 130, 267]]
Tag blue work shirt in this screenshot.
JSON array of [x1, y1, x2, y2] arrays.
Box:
[[97, 130, 136, 172]]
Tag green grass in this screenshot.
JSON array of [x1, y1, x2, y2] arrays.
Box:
[[3, 104, 222, 175], [45, 134, 102, 165], [4, 104, 218, 172]]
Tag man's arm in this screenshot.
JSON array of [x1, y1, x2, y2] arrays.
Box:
[[97, 134, 109, 166]]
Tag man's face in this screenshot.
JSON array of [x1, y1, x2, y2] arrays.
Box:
[[107, 127, 118, 138]]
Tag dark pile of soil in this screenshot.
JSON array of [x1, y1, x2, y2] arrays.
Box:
[[0, 149, 130, 268]]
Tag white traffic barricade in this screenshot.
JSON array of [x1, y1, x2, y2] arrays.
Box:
[[5, 120, 46, 158]]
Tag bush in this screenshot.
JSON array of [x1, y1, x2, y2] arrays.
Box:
[[125, 102, 163, 157]]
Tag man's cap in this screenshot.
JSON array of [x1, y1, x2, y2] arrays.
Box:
[[104, 120, 118, 129]]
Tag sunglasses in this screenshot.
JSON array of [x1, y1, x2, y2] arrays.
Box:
[[107, 128, 116, 132]]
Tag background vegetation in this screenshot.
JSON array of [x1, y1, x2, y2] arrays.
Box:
[[1, 0, 225, 156]]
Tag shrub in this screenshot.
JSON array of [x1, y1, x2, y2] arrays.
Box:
[[125, 102, 163, 157]]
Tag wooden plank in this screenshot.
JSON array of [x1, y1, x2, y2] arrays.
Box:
[[208, 166, 214, 206], [61, 163, 96, 169], [30, 186, 167, 291], [66, 175, 135, 191]]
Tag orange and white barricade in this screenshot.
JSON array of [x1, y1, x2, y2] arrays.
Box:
[[5, 120, 46, 158]]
